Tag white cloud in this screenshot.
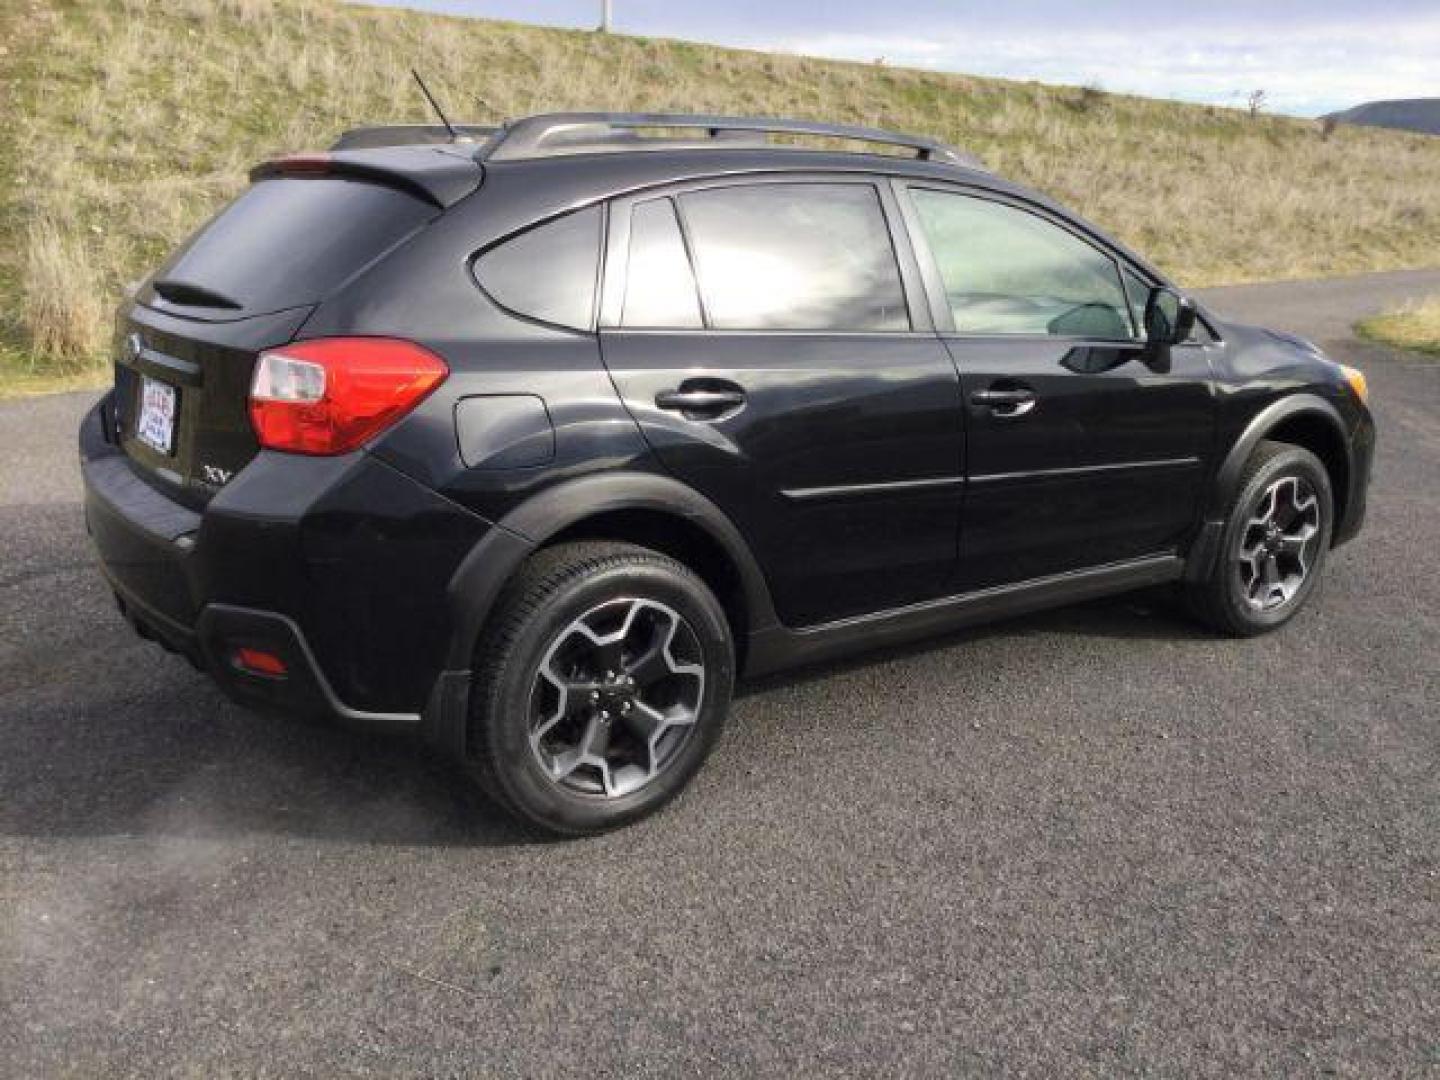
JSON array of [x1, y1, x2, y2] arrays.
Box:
[[770, 16, 1440, 116]]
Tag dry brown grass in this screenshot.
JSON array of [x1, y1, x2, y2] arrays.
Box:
[[3, 0, 1440, 387], [21, 215, 105, 367]]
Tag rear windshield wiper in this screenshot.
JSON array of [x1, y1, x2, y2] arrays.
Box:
[[151, 279, 243, 310]]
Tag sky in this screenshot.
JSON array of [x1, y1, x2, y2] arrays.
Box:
[[367, 0, 1440, 117]]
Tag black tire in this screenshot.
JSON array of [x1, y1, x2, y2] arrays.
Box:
[[1187, 439, 1334, 636], [466, 541, 735, 836]]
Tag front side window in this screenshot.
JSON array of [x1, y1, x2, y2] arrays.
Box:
[[474, 206, 601, 331], [677, 183, 909, 331], [909, 189, 1134, 340]]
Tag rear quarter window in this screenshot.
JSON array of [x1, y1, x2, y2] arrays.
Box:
[[149, 177, 438, 316], [473, 207, 602, 331]]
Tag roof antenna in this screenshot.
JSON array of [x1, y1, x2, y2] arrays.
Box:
[[411, 69, 461, 141]]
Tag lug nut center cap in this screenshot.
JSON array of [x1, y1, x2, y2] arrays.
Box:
[[598, 685, 633, 710]]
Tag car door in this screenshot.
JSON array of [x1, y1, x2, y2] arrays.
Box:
[[896, 181, 1217, 591], [598, 177, 965, 627]]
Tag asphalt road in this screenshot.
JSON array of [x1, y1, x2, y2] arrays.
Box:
[[2, 270, 1438, 1076]]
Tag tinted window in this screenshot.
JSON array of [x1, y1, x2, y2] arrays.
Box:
[[475, 206, 601, 330], [150, 177, 436, 315], [621, 198, 703, 329], [678, 184, 909, 331], [909, 189, 1134, 340]]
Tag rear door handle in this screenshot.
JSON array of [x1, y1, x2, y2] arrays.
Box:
[[970, 385, 1037, 418], [655, 384, 747, 420]]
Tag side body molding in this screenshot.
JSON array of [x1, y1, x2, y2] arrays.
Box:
[[442, 471, 781, 671]]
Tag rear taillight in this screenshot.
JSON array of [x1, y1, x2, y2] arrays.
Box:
[[249, 337, 448, 455]]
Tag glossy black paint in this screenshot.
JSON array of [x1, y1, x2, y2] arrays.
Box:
[[945, 336, 1215, 590], [601, 330, 965, 624], [115, 302, 313, 509], [454, 394, 555, 469], [81, 139, 1375, 744], [82, 399, 492, 715]]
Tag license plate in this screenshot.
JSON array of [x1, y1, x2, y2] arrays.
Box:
[[136, 376, 178, 456]]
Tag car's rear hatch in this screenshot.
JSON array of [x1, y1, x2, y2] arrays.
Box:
[[113, 146, 481, 506]]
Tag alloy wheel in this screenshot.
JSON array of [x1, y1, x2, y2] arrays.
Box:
[[1236, 474, 1321, 611], [527, 597, 705, 798]]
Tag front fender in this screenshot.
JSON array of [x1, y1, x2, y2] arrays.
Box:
[[1185, 392, 1354, 583], [1206, 392, 1349, 520]]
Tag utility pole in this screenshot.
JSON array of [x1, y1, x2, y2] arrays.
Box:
[[600, 0, 613, 32]]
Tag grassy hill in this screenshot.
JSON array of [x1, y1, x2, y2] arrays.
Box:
[[4, 0, 1440, 393]]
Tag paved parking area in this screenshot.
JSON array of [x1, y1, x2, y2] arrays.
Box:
[[2, 271, 1437, 1075]]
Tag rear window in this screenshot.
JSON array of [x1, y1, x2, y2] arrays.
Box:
[[149, 177, 437, 315]]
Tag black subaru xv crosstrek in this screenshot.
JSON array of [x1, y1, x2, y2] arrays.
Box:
[[81, 113, 1374, 835]]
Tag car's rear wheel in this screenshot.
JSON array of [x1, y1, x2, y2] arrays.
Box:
[[467, 541, 734, 836], [1187, 439, 1334, 636]]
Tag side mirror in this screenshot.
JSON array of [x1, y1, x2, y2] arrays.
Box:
[[1144, 286, 1198, 346]]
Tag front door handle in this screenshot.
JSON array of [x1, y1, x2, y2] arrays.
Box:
[[971, 385, 1037, 418], [655, 383, 747, 420]]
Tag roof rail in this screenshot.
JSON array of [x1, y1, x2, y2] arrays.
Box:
[[477, 112, 982, 169], [330, 124, 498, 151]]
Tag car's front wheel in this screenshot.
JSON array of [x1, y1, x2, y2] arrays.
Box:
[[467, 541, 734, 836], [1188, 439, 1334, 636]]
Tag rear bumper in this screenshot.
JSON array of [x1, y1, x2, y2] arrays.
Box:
[[107, 580, 423, 731], [81, 393, 487, 740]]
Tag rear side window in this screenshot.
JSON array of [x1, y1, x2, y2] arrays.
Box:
[[475, 207, 601, 331], [150, 177, 437, 315], [909, 189, 1134, 340], [621, 199, 703, 329], [677, 183, 909, 331]]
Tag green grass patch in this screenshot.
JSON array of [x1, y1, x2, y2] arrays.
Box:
[[1356, 297, 1440, 358]]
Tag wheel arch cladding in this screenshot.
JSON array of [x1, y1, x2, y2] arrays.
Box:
[[443, 472, 780, 672], [545, 509, 752, 666], [1212, 394, 1351, 533]]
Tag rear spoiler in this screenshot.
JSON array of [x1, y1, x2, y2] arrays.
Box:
[[330, 124, 497, 151], [249, 145, 483, 208]]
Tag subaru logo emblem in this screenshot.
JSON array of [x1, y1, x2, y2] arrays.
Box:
[[127, 332, 144, 362]]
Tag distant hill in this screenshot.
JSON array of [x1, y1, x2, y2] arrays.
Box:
[[1325, 98, 1440, 136]]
